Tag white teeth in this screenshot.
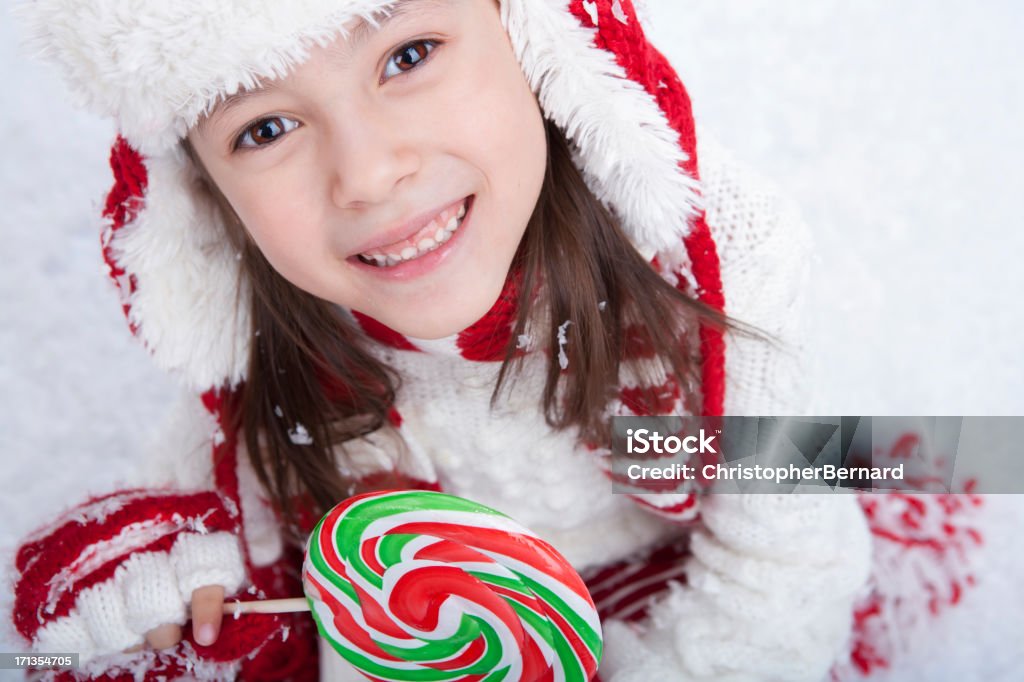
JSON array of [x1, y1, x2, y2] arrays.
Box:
[[361, 202, 468, 267]]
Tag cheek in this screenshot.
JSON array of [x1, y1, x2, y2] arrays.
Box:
[[230, 178, 324, 282], [446, 43, 547, 201]]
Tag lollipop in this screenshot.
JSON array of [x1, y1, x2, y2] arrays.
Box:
[[302, 489, 603, 681]]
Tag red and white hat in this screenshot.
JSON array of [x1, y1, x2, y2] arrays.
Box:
[[20, 0, 725, 411]]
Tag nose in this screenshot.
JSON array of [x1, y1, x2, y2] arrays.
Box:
[[327, 108, 420, 209]]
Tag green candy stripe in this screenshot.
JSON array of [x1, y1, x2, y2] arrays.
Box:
[[378, 533, 422, 568], [315, 604, 515, 681], [307, 522, 359, 603], [375, 614, 479, 663], [470, 569, 599, 679], [519, 575, 602, 659]]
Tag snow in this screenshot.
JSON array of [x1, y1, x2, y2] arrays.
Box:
[[641, 0, 1024, 416], [2, 1, 1022, 678], [557, 320, 572, 370], [288, 424, 314, 446]]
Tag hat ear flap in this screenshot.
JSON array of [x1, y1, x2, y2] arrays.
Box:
[[102, 138, 252, 390], [501, 0, 703, 259]]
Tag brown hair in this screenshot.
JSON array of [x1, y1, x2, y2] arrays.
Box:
[[185, 119, 752, 547]]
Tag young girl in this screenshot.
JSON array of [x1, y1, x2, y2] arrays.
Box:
[[10, 0, 986, 680]]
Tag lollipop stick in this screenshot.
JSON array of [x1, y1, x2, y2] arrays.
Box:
[[220, 597, 310, 615]]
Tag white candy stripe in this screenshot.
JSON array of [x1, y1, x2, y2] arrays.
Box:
[[437, 561, 525, 583], [360, 508, 540, 544], [478, 551, 601, 636], [519, 617, 562, 681], [378, 560, 475, 641], [305, 561, 427, 649], [311, 573, 535, 676], [308, 595, 423, 672], [397, 534, 442, 563], [444, 594, 537, 678], [331, 538, 596, 646], [309, 554, 542, 657]]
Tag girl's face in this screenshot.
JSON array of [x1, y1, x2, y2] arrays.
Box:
[[188, 0, 547, 339]]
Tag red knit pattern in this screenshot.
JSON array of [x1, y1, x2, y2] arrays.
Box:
[[200, 388, 247, 547], [224, 543, 319, 681], [198, 389, 322, 680], [568, 0, 697, 171], [13, 490, 239, 642], [628, 493, 701, 519], [352, 310, 420, 351], [683, 215, 727, 416], [387, 406, 403, 427], [567, 0, 725, 416], [620, 323, 657, 359], [840, 491, 984, 678], [456, 262, 525, 361], [583, 537, 691, 624], [818, 428, 985, 681], [100, 137, 146, 336], [619, 380, 682, 417], [29, 547, 319, 682]]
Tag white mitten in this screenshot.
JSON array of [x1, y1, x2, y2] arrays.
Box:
[[599, 493, 872, 681]]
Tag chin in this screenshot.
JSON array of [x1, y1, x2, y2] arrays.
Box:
[[395, 311, 485, 340], [391, 292, 505, 340]]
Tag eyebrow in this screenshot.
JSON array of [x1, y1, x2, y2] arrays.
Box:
[[200, 0, 445, 128]]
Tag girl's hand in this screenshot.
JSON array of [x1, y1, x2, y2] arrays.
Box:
[[122, 584, 226, 652]]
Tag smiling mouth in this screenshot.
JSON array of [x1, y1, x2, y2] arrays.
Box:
[[356, 197, 470, 268]]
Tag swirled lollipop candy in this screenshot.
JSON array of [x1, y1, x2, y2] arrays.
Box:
[[302, 490, 603, 681]]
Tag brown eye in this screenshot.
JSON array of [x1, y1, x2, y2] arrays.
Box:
[[383, 40, 437, 81], [236, 116, 299, 150]]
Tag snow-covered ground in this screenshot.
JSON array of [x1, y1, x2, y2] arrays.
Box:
[[2, 1, 1021, 679]]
